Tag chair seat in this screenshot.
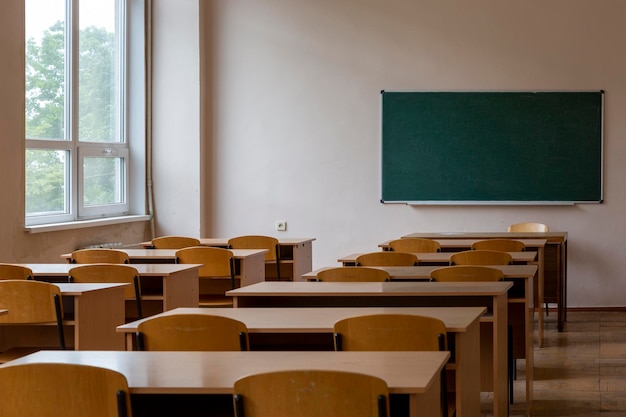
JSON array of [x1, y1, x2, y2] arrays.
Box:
[[0, 347, 45, 364], [199, 295, 234, 308]]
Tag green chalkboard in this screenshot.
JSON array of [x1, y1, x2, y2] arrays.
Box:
[[381, 91, 604, 204]]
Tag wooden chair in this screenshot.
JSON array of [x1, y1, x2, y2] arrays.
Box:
[[228, 235, 281, 281], [233, 369, 389, 417], [355, 252, 418, 266], [175, 246, 236, 307], [471, 238, 526, 252], [0, 280, 65, 363], [69, 264, 143, 320], [70, 248, 130, 264], [135, 313, 249, 351], [0, 264, 33, 280], [430, 265, 504, 282], [507, 222, 549, 232], [449, 250, 512, 266], [316, 267, 389, 282], [0, 363, 132, 417], [151, 235, 201, 249], [333, 314, 450, 417], [388, 238, 441, 253]]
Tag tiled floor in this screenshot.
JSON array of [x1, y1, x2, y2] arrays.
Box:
[[481, 310, 626, 417]]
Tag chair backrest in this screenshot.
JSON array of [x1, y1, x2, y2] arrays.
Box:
[[175, 246, 235, 287], [355, 252, 418, 267], [449, 250, 512, 266], [69, 264, 143, 319], [135, 313, 249, 351], [0, 280, 65, 349], [471, 239, 526, 252], [333, 314, 448, 417], [388, 238, 441, 253], [70, 248, 130, 264], [430, 265, 504, 282], [333, 314, 447, 351], [0, 363, 132, 417], [316, 267, 390, 282], [507, 222, 549, 232], [233, 370, 389, 417], [151, 235, 201, 249], [228, 235, 279, 262], [228, 235, 281, 281], [0, 264, 33, 280]]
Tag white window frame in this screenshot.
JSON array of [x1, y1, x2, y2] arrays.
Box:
[[25, 0, 146, 228]]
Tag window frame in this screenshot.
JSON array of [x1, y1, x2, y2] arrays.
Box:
[[25, 0, 145, 228]]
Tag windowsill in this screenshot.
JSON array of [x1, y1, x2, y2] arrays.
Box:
[[25, 214, 151, 234]]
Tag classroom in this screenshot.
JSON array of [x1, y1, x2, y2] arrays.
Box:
[[1, 1, 626, 416]]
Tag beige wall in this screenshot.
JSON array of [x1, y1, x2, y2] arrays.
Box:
[[0, 1, 148, 262], [192, 0, 626, 308]]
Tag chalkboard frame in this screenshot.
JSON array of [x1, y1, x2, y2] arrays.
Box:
[[381, 90, 604, 205]]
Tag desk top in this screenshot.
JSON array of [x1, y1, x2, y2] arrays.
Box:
[[303, 264, 538, 281], [139, 237, 316, 248], [117, 306, 486, 334], [401, 232, 566, 242], [60, 248, 267, 261], [3, 350, 449, 395], [54, 282, 129, 295], [19, 263, 201, 277], [379, 238, 547, 249], [227, 281, 513, 297], [339, 251, 537, 264]]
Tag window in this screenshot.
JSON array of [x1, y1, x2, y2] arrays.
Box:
[[25, 0, 144, 226]]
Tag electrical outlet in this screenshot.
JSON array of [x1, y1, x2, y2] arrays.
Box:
[[276, 221, 287, 231]]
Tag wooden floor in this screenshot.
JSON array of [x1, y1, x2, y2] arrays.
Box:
[[482, 310, 626, 417]]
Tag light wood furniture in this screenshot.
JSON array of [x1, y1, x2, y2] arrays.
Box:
[[233, 369, 390, 417], [0, 310, 7, 316], [227, 281, 513, 417], [508, 222, 549, 232], [472, 238, 526, 252], [0, 362, 132, 417], [431, 265, 504, 282], [450, 250, 513, 266], [400, 232, 567, 334], [6, 350, 449, 417], [317, 266, 390, 282], [136, 313, 249, 351], [228, 235, 282, 281], [0, 283, 127, 351], [355, 251, 419, 266], [151, 235, 201, 249], [20, 263, 200, 315], [176, 246, 237, 307], [69, 264, 143, 320], [140, 237, 315, 282], [0, 280, 65, 363], [62, 248, 267, 287], [69, 248, 130, 264], [117, 306, 482, 417], [0, 264, 34, 280], [388, 238, 441, 253], [340, 251, 536, 266], [333, 314, 451, 417]]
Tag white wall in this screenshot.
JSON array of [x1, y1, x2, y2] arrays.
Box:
[[156, 0, 626, 307], [152, 0, 201, 237]]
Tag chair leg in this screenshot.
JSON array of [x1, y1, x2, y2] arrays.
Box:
[[508, 325, 514, 404]]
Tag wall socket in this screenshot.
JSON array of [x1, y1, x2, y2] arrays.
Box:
[[276, 221, 287, 231]]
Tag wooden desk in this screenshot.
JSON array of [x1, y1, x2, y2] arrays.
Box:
[[61, 249, 267, 284], [20, 263, 200, 316], [228, 281, 514, 417], [339, 251, 537, 265], [5, 350, 449, 417], [401, 231, 567, 332], [140, 237, 316, 282], [119, 306, 485, 417], [0, 283, 127, 351], [381, 237, 548, 347]]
